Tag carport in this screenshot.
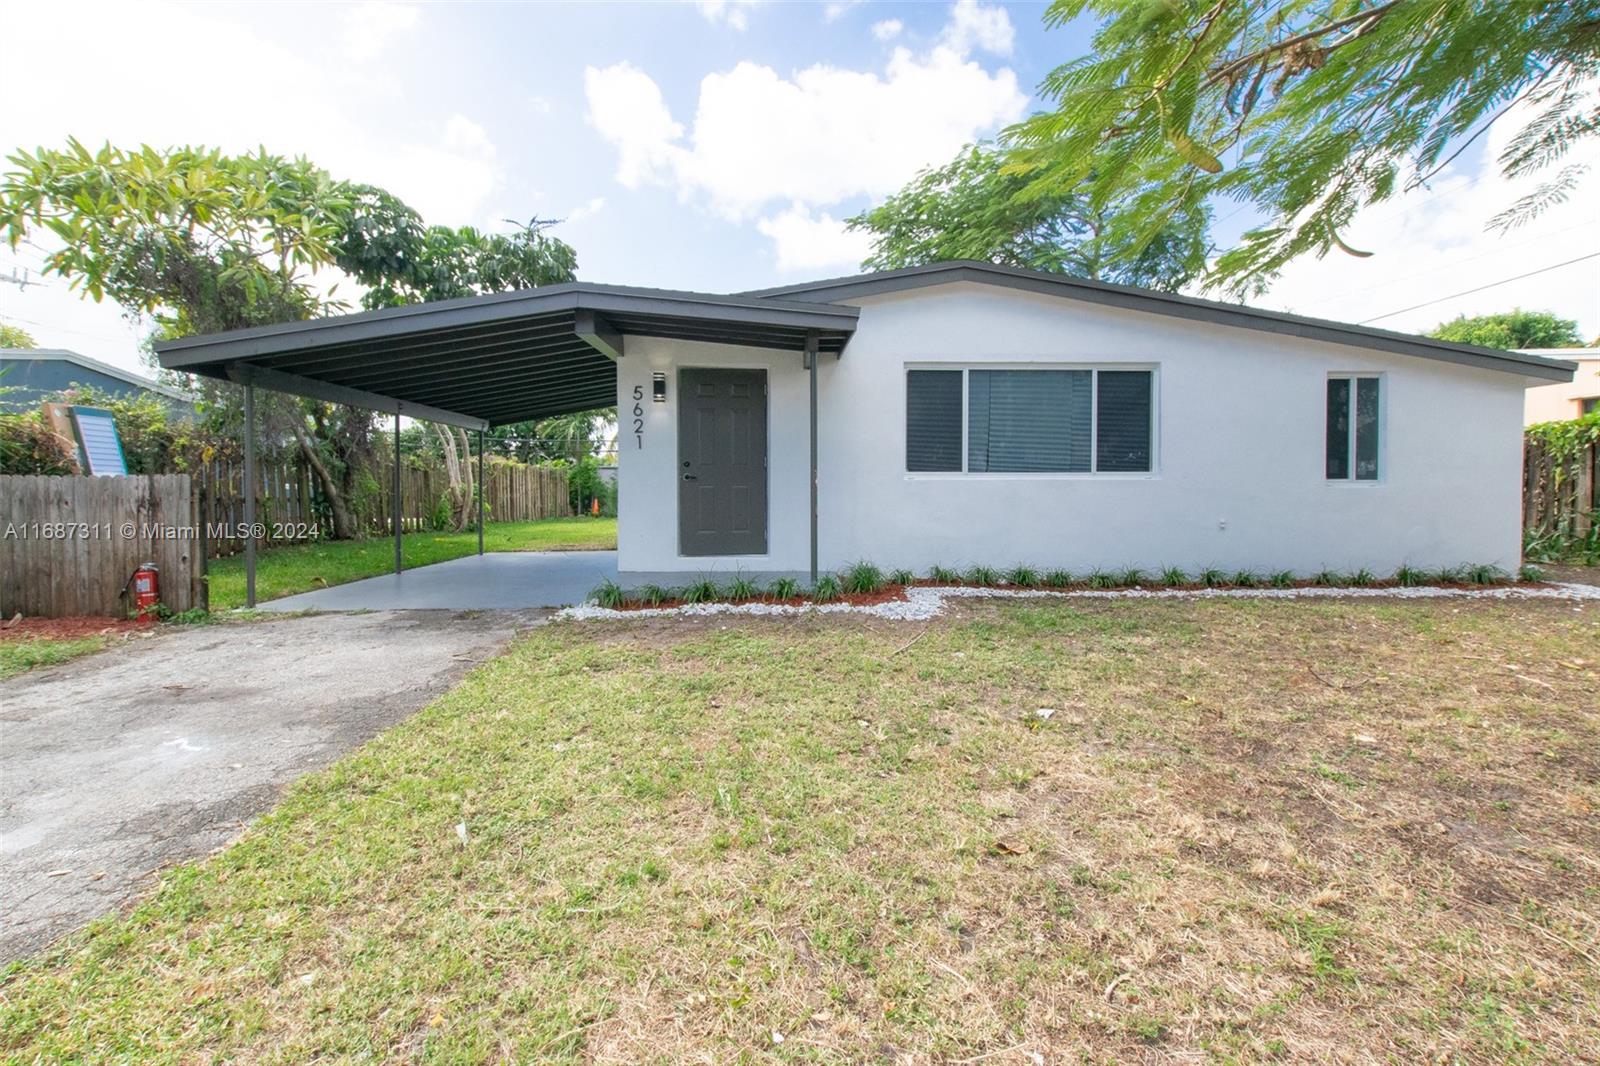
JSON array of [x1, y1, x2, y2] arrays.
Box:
[[154, 283, 857, 607]]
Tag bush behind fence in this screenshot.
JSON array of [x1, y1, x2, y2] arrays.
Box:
[[1523, 433, 1598, 548]]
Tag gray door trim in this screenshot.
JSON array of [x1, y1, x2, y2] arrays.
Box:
[[677, 366, 769, 557]]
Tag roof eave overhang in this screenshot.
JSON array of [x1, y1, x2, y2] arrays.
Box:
[[154, 284, 858, 369], [746, 262, 1578, 384]]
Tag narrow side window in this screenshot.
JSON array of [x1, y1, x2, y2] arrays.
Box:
[[906, 369, 963, 472], [1325, 378, 1351, 479], [1095, 370, 1152, 473], [1354, 376, 1380, 480], [1327, 375, 1380, 480]]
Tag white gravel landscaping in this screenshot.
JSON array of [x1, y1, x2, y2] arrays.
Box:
[[558, 582, 1600, 623]]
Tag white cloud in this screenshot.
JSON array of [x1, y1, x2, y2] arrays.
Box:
[[584, 51, 1024, 221], [941, 0, 1014, 58], [383, 115, 502, 224], [871, 18, 904, 41], [340, 1, 423, 62], [441, 113, 494, 157], [585, 1, 1025, 271], [566, 196, 607, 224], [823, 0, 863, 22], [695, 0, 762, 31], [756, 205, 874, 271], [1260, 83, 1600, 341], [583, 62, 685, 189]]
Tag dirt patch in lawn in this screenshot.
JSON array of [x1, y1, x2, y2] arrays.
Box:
[[1539, 563, 1600, 587], [0, 615, 143, 641], [5, 598, 1599, 1063]]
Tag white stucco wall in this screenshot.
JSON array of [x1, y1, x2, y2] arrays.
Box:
[[617, 282, 1530, 580]]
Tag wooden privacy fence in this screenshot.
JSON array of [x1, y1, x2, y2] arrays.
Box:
[[0, 475, 204, 618], [197, 457, 573, 557], [1524, 435, 1598, 539]]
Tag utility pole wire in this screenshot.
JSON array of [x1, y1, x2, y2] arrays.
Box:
[[1360, 252, 1600, 324]]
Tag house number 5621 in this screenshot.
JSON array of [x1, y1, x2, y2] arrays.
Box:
[[631, 385, 645, 449]]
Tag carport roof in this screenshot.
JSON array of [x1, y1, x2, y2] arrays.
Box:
[[154, 282, 859, 430]]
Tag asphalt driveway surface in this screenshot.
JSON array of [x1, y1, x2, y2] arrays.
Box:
[[0, 609, 540, 963]]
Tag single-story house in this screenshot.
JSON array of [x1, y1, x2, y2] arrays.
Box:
[[155, 261, 1576, 592], [1521, 347, 1599, 423], [0, 348, 197, 416]]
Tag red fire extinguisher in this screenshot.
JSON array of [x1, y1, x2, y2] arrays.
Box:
[[130, 563, 160, 623]]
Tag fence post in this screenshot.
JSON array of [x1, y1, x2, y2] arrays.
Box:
[[196, 481, 209, 612]]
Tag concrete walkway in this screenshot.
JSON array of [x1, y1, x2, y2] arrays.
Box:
[[0, 609, 541, 963], [258, 550, 617, 611]]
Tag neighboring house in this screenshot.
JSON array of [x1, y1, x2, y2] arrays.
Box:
[[0, 348, 196, 416], [154, 261, 1576, 585], [1521, 348, 1600, 424]]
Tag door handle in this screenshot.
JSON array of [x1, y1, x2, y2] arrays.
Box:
[[682, 474, 698, 481]]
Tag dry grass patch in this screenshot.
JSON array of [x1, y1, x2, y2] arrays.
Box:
[[3, 599, 1599, 1062]]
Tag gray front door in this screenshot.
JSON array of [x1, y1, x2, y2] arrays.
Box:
[[678, 367, 767, 556]]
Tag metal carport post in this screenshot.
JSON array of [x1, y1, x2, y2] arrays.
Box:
[[243, 383, 256, 608], [393, 413, 403, 574], [806, 329, 819, 588]]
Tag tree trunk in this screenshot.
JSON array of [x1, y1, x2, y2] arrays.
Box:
[[434, 424, 474, 531], [458, 427, 476, 530], [291, 420, 360, 539]]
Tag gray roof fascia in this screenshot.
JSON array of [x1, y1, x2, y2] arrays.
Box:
[[743, 262, 1578, 383], [155, 283, 859, 369]]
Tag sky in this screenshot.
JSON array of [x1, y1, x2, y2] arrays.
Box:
[[1, 0, 1596, 378]]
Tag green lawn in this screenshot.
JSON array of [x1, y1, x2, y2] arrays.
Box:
[[0, 636, 111, 680], [6, 598, 1599, 1061], [206, 517, 617, 610]]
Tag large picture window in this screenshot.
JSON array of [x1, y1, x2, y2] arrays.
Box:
[[906, 367, 1154, 474], [1326, 375, 1380, 481]]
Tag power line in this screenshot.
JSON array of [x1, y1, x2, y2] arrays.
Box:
[[1299, 218, 1600, 310], [1359, 252, 1600, 324]]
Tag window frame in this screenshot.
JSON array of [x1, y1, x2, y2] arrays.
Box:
[[1325, 372, 1385, 484], [903, 362, 1159, 478]]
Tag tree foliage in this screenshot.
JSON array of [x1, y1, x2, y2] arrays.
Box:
[[0, 140, 378, 533], [846, 143, 1209, 291], [332, 185, 577, 309], [1006, 1, 1600, 296], [0, 140, 590, 536], [0, 319, 36, 348], [1527, 408, 1600, 458], [1, 139, 347, 336], [1428, 309, 1585, 350]]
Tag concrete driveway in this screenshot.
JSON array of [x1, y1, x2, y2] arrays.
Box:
[[258, 550, 617, 611], [0, 609, 541, 963]]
